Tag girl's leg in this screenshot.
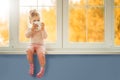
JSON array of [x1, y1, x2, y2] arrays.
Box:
[[26, 48, 34, 76], [36, 52, 46, 78]]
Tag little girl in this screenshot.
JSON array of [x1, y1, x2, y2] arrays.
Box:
[[25, 9, 47, 78]]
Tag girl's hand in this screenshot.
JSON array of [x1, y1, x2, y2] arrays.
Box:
[[31, 24, 38, 31]]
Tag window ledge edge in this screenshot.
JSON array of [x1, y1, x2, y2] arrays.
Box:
[[0, 50, 120, 55]]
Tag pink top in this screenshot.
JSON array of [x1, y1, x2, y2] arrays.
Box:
[[25, 28, 47, 45]]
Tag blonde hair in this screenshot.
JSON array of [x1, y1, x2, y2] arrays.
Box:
[[29, 9, 40, 20]]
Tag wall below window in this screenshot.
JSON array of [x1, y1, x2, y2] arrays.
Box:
[[0, 54, 120, 80]]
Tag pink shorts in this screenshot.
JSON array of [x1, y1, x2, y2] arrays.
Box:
[[26, 43, 45, 54]]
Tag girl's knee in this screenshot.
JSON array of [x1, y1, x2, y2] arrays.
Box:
[[37, 51, 45, 55], [26, 49, 33, 55]]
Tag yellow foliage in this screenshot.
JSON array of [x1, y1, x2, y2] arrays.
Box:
[[69, 1, 104, 42], [114, 0, 120, 6], [114, 8, 120, 45], [0, 21, 9, 47], [88, 0, 104, 6]]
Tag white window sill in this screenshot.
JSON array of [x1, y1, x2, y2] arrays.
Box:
[[0, 48, 120, 54]]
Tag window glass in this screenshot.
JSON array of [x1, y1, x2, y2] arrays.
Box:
[[69, 0, 104, 42], [114, 0, 120, 45], [114, 0, 120, 6], [88, 0, 104, 6], [0, 0, 9, 47]]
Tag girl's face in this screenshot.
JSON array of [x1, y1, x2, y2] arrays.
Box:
[[30, 16, 40, 25]]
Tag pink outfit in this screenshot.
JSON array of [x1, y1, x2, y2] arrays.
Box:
[[27, 44, 45, 54], [25, 28, 47, 53]]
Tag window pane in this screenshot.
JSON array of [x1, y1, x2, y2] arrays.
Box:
[[88, 8, 104, 42], [69, 8, 86, 42], [19, 7, 31, 43], [19, 0, 56, 43], [40, 7, 56, 42], [0, 0, 9, 47], [114, 0, 120, 6], [69, 0, 104, 42], [114, 8, 120, 45], [69, 0, 86, 6], [88, 0, 104, 6]]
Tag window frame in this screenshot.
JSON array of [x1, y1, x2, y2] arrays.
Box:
[[14, 0, 62, 49], [1, 0, 120, 54], [63, 0, 113, 48]]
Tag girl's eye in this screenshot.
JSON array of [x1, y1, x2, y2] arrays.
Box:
[[37, 20, 40, 21]]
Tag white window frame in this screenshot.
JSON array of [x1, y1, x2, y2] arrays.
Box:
[[0, 0, 120, 54], [16, 0, 62, 49], [63, 0, 112, 48], [62, 0, 120, 53]]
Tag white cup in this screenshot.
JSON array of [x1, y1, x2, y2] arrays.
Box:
[[33, 21, 41, 30]]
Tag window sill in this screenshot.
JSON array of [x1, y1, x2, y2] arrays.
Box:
[[0, 48, 120, 55]]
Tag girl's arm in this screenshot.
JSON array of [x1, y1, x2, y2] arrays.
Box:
[[41, 22, 48, 39], [42, 29, 48, 39]]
